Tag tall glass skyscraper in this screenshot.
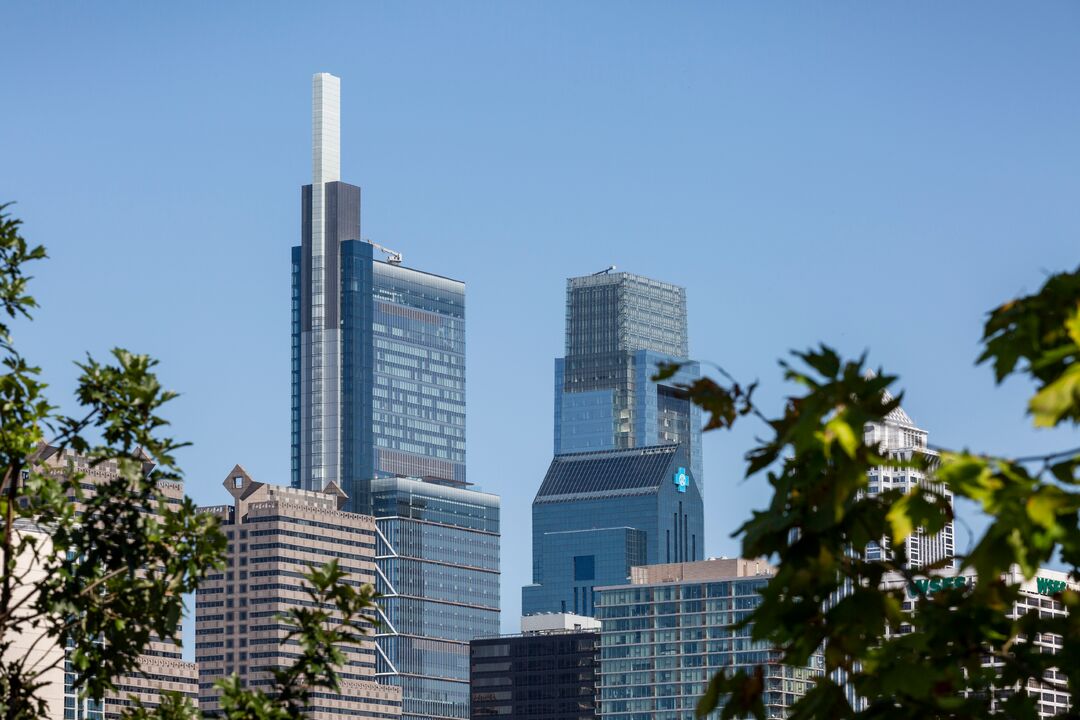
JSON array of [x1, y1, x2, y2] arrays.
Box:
[[290, 73, 490, 720], [291, 73, 466, 514], [371, 477, 500, 720], [554, 271, 703, 490]]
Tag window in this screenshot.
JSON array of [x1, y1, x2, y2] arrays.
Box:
[[574, 555, 596, 582], [233, 476, 243, 489]]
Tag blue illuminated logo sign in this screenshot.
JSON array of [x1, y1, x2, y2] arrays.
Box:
[[673, 467, 688, 493]]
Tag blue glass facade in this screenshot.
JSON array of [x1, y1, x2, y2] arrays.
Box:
[[554, 272, 703, 492], [372, 477, 500, 720], [292, 236, 466, 515], [596, 565, 823, 719], [554, 352, 703, 485], [522, 445, 703, 617]]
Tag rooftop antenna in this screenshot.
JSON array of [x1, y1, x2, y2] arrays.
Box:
[[364, 238, 403, 265]]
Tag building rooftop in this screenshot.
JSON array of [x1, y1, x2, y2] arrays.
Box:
[[602, 558, 775, 588], [534, 445, 682, 503]]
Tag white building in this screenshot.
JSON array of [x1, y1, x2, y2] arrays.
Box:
[[864, 386, 954, 568], [885, 567, 1073, 717]]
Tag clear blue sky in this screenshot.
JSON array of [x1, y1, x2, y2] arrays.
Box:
[[2, 2, 1077, 641]]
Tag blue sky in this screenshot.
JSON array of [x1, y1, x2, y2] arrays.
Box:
[[2, 2, 1077, 640]]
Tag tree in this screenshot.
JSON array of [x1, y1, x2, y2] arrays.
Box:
[[0, 204, 379, 720], [670, 266, 1080, 718]]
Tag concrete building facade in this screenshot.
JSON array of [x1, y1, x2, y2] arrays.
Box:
[[34, 446, 199, 719], [864, 388, 954, 569], [196, 466, 401, 720]]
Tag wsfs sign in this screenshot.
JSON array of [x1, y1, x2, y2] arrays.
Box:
[[907, 576, 973, 598], [1036, 577, 1068, 596], [907, 575, 1069, 599]]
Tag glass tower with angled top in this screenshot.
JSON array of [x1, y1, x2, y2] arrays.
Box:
[[522, 444, 703, 617], [554, 271, 703, 491], [290, 73, 484, 720], [291, 73, 466, 515]]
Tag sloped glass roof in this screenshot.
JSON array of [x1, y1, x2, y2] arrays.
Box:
[[535, 445, 678, 503]]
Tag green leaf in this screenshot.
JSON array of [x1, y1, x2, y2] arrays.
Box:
[[1029, 363, 1080, 427], [826, 416, 858, 458]]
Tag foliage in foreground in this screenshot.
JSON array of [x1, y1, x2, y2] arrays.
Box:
[[0, 204, 378, 720], [669, 265, 1080, 718]]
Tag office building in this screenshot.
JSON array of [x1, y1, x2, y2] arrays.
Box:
[[32, 447, 199, 719], [554, 271, 702, 489], [292, 72, 466, 514], [595, 559, 824, 719], [470, 614, 600, 720], [371, 476, 500, 720], [886, 567, 1073, 718], [522, 444, 703, 617], [196, 466, 402, 719], [864, 388, 953, 568], [287, 73, 491, 719]]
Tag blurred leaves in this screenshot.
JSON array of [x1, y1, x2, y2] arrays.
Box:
[[691, 265, 1080, 718]]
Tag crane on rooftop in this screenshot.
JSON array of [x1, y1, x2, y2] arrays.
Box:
[[364, 238, 403, 265]]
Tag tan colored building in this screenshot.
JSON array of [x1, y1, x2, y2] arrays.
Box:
[[3, 521, 65, 718], [196, 466, 401, 719], [33, 445, 199, 719]]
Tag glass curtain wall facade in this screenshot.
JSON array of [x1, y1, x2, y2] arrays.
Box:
[[522, 445, 703, 617], [596, 560, 823, 719], [372, 477, 500, 720], [291, 73, 466, 515], [554, 273, 702, 490], [293, 238, 466, 514]]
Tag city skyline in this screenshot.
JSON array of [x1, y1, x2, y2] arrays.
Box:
[[2, 2, 1077, 635]]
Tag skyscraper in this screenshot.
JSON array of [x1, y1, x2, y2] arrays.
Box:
[[292, 73, 466, 514], [554, 271, 702, 490], [289, 73, 489, 720], [864, 390, 954, 569], [522, 444, 703, 617]]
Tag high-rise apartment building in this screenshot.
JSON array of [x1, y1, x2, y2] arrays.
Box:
[[371, 477, 500, 720], [864, 390, 953, 568], [292, 73, 466, 514], [522, 444, 703, 617], [554, 271, 702, 489], [196, 466, 401, 719], [595, 559, 824, 719], [469, 614, 601, 720]]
